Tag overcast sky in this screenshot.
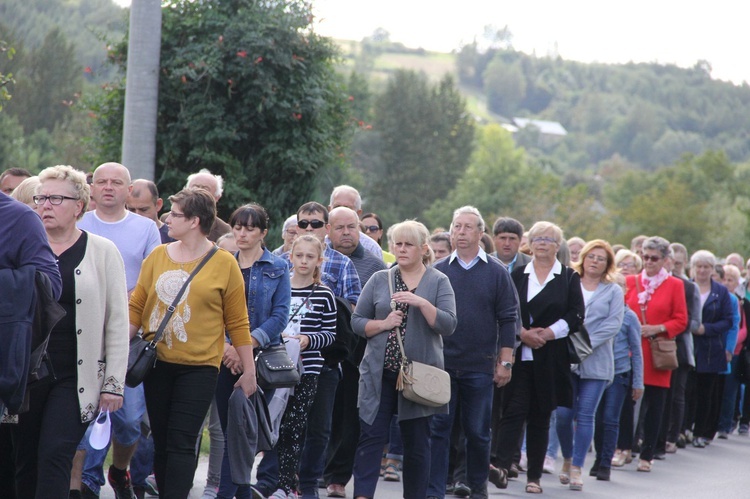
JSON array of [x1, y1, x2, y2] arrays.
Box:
[[115, 0, 750, 85]]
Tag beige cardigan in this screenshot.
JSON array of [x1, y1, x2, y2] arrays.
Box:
[[75, 232, 130, 423]]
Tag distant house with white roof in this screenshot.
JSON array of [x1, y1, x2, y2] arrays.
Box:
[[504, 117, 568, 148]]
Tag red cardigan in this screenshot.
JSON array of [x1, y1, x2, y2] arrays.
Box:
[[625, 274, 688, 388]]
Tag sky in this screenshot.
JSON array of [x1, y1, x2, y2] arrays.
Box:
[[114, 0, 750, 85]]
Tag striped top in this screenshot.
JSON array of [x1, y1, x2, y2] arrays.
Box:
[[284, 283, 337, 375]]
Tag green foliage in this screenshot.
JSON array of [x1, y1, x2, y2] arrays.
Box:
[[361, 69, 475, 225], [90, 0, 351, 233], [0, 40, 14, 111]]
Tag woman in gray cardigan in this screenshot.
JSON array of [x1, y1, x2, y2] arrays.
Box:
[[556, 240, 624, 491], [351, 220, 457, 499]]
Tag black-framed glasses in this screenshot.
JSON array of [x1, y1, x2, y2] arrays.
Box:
[[361, 224, 380, 233], [297, 219, 325, 229], [32, 195, 79, 206]]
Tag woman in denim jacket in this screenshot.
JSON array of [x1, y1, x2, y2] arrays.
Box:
[[215, 203, 291, 499]]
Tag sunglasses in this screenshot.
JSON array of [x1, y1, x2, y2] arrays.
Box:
[[297, 219, 326, 229], [642, 255, 662, 262], [361, 225, 380, 233]]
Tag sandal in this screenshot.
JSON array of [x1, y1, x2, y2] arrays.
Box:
[[569, 466, 583, 491], [526, 482, 543, 494], [383, 463, 401, 482], [637, 459, 652, 472], [488, 464, 508, 489], [559, 458, 571, 485]]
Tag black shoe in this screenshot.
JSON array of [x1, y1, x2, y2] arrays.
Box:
[[589, 459, 600, 477], [488, 465, 509, 489], [132, 486, 145, 499], [677, 434, 687, 449], [80, 484, 99, 499], [508, 463, 520, 478], [596, 467, 611, 481], [653, 452, 666, 460], [453, 482, 471, 497], [107, 466, 136, 499]]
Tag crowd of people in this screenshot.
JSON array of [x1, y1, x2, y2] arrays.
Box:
[[1, 163, 749, 499]]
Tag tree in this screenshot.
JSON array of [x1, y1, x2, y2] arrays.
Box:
[[0, 39, 15, 111], [483, 56, 526, 117], [90, 0, 351, 229], [121, 0, 162, 181], [364, 70, 474, 224]]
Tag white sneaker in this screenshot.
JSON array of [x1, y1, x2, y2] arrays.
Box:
[[519, 452, 528, 471], [543, 455, 556, 474]]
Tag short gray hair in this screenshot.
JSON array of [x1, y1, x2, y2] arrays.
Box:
[[642, 236, 671, 259], [450, 205, 485, 233], [690, 249, 716, 269], [185, 168, 223, 198]]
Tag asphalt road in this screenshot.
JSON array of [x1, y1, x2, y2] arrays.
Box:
[[101, 432, 750, 498]]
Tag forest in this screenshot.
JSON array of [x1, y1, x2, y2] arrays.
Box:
[[2, 1, 750, 254]]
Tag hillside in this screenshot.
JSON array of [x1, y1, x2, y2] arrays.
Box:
[[334, 37, 750, 172]]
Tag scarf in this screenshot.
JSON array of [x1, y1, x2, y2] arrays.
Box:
[[637, 267, 669, 306]]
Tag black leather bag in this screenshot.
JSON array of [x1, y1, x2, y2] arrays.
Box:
[[126, 336, 158, 388], [567, 323, 594, 364], [255, 343, 300, 390], [126, 246, 218, 388]]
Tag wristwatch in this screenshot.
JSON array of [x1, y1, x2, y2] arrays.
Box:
[[500, 361, 513, 370], [659, 325, 666, 334]]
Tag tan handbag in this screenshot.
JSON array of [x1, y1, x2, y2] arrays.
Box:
[[388, 267, 451, 407], [635, 277, 678, 371]]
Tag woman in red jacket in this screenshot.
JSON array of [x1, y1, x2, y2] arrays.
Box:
[[624, 236, 687, 472]]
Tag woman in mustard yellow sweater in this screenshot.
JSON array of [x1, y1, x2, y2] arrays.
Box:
[[129, 188, 256, 498]]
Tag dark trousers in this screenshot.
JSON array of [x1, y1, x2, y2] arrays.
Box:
[[12, 374, 87, 499], [683, 370, 697, 433], [324, 361, 360, 486], [352, 370, 431, 499], [495, 362, 551, 483], [693, 372, 721, 439], [144, 360, 218, 499], [0, 425, 16, 499], [657, 364, 690, 451], [617, 379, 636, 450], [637, 386, 668, 461]]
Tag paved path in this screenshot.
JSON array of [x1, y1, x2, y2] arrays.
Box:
[[102, 432, 750, 498]]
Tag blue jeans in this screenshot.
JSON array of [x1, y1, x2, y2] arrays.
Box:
[[80, 384, 146, 494], [428, 370, 494, 499], [556, 374, 607, 468], [594, 372, 630, 467], [352, 371, 431, 499], [719, 358, 741, 433], [130, 431, 154, 488]]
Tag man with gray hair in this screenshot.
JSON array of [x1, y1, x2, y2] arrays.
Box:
[[328, 185, 383, 259], [429, 206, 520, 499]]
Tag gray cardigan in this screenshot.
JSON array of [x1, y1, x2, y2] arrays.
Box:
[[352, 266, 457, 425], [575, 281, 624, 381]]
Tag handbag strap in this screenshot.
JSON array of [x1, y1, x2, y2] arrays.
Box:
[[387, 266, 409, 364], [287, 284, 318, 326], [149, 245, 219, 347]]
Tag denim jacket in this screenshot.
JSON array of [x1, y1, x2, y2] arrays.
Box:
[[235, 248, 291, 349]]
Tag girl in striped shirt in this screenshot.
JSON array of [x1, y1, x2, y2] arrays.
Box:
[[271, 235, 337, 498]]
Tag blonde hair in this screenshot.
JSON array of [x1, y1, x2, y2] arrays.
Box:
[[37, 165, 90, 218], [527, 221, 564, 245], [388, 220, 433, 266], [615, 249, 642, 272], [291, 234, 325, 284], [10, 176, 40, 207], [574, 239, 617, 283]]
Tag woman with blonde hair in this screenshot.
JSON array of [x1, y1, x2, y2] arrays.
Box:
[[615, 249, 642, 276], [556, 240, 624, 490], [351, 220, 457, 499]]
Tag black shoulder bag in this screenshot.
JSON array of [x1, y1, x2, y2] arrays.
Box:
[[126, 245, 219, 387], [255, 285, 317, 390]]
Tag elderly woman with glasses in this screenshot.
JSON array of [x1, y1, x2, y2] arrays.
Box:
[[615, 249, 642, 276], [556, 240, 624, 491], [493, 221, 585, 494], [12, 165, 129, 499], [623, 236, 687, 472]]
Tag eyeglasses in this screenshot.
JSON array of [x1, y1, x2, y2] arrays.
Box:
[[642, 255, 662, 262], [361, 225, 380, 233], [32, 195, 79, 206], [617, 262, 635, 268], [531, 236, 557, 245], [297, 219, 325, 229], [585, 254, 608, 263]]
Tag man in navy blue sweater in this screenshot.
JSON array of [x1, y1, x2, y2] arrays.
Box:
[[428, 206, 519, 499]]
